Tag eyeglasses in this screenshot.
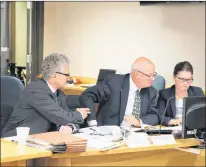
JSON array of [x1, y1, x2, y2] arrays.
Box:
[[55, 72, 70, 77], [176, 76, 193, 83], [137, 71, 157, 79]]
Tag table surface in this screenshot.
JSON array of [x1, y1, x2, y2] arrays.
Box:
[[52, 138, 201, 158], [1, 139, 52, 163]]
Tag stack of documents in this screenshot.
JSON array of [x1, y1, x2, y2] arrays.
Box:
[[30, 131, 87, 153], [76, 126, 123, 150]]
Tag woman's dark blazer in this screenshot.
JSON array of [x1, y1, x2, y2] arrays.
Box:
[[158, 85, 204, 125]]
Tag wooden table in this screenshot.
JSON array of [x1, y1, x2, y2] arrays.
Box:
[[1, 139, 52, 167], [30, 138, 205, 166], [62, 84, 87, 95], [62, 76, 97, 95]]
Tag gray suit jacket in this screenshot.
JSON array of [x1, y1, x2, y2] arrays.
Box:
[[2, 79, 83, 137], [79, 74, 159, 126]]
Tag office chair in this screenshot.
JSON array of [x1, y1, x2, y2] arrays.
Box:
[[152, 74, 166, 91], [0, 76, 24, 131], [96, 69, 116, 84]]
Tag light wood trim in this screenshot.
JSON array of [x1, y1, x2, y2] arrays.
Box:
[[0, 139, 52, 163], [31, 146, 205, 166], [69, 149, 204, 166], [30, 157, 71, 167], [71, 76, 97, 84], [1, 160, 26, 167], [1, 138, 204, 166], [62, 85, 86, 95], [9, 2, 15, 63], [62, 76, 96, 95]]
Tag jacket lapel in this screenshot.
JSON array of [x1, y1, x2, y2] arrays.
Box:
[[188, 86, 195, 96], [119, 74, 130, 123], [170, 85, 176, 118], [170, 85, 195, 117], [41, 79, 58, 102], [139, 89, 146, 116]]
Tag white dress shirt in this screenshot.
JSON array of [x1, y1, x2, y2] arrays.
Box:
[[122, 76, 142, 126], [46, 81, 57, 93], [124, 76, 141, 116]]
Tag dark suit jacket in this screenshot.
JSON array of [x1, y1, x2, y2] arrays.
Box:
[[158, 85, 204, 125], [79, 74, 159, 126], [1, 79, 83, 137]]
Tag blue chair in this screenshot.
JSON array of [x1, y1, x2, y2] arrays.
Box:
[[152, 75, 166, 91], [0, 76, 24, 131]]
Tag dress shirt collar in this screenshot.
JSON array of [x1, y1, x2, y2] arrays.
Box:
[[46, 81, 57, 93], [129, 75, 141, 93]]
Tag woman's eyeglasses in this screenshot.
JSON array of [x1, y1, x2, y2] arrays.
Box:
[[176, 76, 193, 83]]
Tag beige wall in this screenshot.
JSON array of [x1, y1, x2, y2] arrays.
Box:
[[15, 2, 27, 66], [44, 2, 205, 89]]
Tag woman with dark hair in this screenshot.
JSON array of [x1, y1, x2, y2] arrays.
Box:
[[158, 61, 204, 126]]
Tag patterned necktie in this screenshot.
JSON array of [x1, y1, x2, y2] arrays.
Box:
[[53, 91, 58, 103], [132, 89, 141, 119]]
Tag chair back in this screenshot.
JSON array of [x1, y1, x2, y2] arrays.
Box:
[[97, 69, 116, 84], [152, 75, 166, 91], [0, 76, 24, 130]]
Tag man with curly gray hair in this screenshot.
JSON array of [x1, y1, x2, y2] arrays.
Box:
[[2, 53, 90, 137]]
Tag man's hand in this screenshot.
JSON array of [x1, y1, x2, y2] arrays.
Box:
[[124, 115, 140, 127], [76, 108, 90, 119], [168, 118, 182, 126], [59, 125, 72, 134]]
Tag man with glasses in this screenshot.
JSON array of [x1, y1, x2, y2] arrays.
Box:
[[79, 57, 159, 127], [2, 53, 90, 137]]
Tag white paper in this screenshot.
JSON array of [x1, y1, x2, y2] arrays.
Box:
[[79, 126, 121, 136], [74, 133, 119, 149], [79, 84, 95, 88], [150, 134, 176, 145], [130, 127, 143, 132], [125, 132, 151, 148], [4, 136, 18, 142], [160, 126, 182, 131], [65, 83, 74, 87]]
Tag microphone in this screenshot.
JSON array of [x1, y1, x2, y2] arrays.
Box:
[[159, 96, 175, 135]]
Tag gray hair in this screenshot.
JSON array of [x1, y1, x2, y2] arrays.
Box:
[[41, 53, 70, 80]]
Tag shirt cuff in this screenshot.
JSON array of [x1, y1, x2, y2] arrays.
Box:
[[139, 119, 143, 127], [68, 123, 79, 133], [58, 123, 79, 133], [87, 120, 98, 127]]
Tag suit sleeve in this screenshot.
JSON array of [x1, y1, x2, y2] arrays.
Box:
[[79, 79, 112, 122], [56, 93, 81, 132], [140, 90, 160, 125], [157, 92, 172, 125], [27, 91, 84, 125]]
